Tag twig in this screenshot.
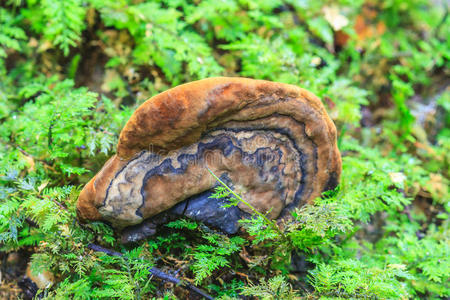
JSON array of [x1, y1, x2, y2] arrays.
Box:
[[48, 119, 55, 150], [0, 139, 53, 167], [87, 243, 214, 300], [434, 5, 448, 36]]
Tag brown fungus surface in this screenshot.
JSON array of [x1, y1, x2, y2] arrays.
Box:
[[76, 77, 341, 232]]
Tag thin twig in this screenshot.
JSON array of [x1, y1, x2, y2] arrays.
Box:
[[0, 139, 53, 167], [434, 5, 448, 36], [87, 243, 214, 300]]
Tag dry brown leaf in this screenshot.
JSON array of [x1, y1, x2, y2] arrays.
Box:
[[426, 173, 448, 200], [38, 180, 49, 193], [18, 152, 35, 172]]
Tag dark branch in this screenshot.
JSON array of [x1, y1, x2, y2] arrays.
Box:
[[87, 243, 214, 300]]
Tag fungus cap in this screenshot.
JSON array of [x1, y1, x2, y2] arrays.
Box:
[[76, 77, 341, 230]]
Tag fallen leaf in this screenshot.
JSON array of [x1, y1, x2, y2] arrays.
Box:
[[389, 172, 407, 187], [19, 152, 35, 172], [38, 180, 49, 193], [323, 6, 349, 31]]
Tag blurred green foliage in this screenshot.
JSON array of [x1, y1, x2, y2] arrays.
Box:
[[0, 0, 448, 299]]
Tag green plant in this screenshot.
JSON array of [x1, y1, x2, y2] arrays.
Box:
[[308, 259, 411, 298], [167, 218, 246, 284], [0, 0, 448, 298], [240, 275, 299, 299]]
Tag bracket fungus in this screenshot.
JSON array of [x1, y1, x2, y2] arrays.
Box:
[[77, 77, 341, 237]]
